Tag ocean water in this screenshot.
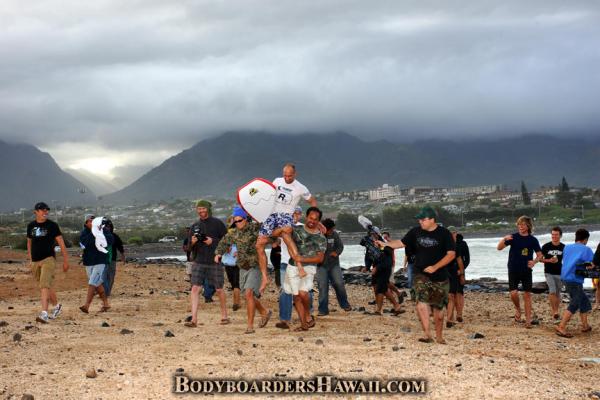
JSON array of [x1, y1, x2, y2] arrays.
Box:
[[149, 231, 600, 288]]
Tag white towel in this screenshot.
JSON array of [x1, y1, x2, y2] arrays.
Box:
[[91, 217, 108, 254]]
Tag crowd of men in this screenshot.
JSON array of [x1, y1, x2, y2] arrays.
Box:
[[25, 164, 600, 341]]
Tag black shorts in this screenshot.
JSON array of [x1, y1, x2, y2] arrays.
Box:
[[225, 265, 240, 289], [449, 272, 459, 294], [372, 265, 392, 294], [508, 269, 532, 292], [191, 263, 224, 289]]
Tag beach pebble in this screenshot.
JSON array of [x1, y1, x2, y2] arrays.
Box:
[[153, 323, 164, 327], [315, 339, 324, 346], [176, 368, 184, 373], [120, 329, 133, 335], [469, 333, 485, 339], [298, 337, 304, 342], [13, 333, 22, 342], [21, 394, 34, 400], [0, 321, 8, 327], [164, 330, 175, 337], [252, 344, 258, 348], [237, 350, 243, 356], [86, 368, 97, 379], [24, 325, 35, 331], [8, 307, 14, 310], [101, 322, 110, 327], [392, 346, 400, 352], [363, 337, 372, 342]]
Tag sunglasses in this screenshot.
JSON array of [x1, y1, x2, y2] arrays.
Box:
[[233, 219, 245, 224]]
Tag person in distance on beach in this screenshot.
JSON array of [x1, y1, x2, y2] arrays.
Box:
[[316, 218, 352, 316], [540, 227, 565, 320], [376, 206, 455, 344], [79, 214, 113, 314], [27, 202, 70, 323], [215, 206, 272, 334], [383, 231, 405, 305], [445, 226, 467, 327], [283, 207, 326, 331], [102, 219, 125, 297], [593, 244, 600, 310], [555, 229, 593, 338], [256, 163, 317, 292], [368, 231, 405, 317], [497, 215, 543, 329], [185, 200, 228, 327]]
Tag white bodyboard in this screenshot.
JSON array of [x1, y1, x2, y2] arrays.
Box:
[[237, 178, 277, 223]]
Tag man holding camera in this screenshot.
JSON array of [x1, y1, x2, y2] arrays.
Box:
[[185, 200, 227, 327]]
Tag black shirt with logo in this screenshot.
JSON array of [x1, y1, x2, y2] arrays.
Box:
[[401, 226, 455, 282], [26, 219, 62, 262], [541, 242, 565, 275]]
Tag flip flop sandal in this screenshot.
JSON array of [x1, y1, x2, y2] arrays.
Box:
[[293, 325, 309, 332], [581, 326, 592, 333], [456, 317, 463, 323], [555, 329, 573, 338], [100, 306, 111, 312], [259, 310, 272, 328], [184, 321, 197, 328], [79, 306, 89, 314], [244, 328, 255, 334], [307, 318, 316, 328], [418, 337, 434, 343], [524, 323, 533, 329], [436, 338, 447, 345], [446, 321, 455, 328], [220, 318, 231, 325], [392, 309, 406, 316]]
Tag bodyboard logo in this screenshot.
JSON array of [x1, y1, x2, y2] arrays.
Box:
[[249, 188, 258, 196]]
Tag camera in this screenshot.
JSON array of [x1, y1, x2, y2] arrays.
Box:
[[191, 226, 207, 243], [575, 262, 600, 279]]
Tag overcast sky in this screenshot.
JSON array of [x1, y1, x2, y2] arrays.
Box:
[[1, 1, 599, 178]]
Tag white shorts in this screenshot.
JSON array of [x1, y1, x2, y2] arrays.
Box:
[[283, 265, 316, 295]]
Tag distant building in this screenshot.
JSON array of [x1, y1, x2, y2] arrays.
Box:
[[449, 184, 503, 195], [369, 184, 400, 201]]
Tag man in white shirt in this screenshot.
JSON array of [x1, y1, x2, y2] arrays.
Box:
[[256, 163, 317, 294]]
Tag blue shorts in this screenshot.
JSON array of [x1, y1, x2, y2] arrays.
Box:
[[564, 282, 592, 314], [259, 212, 293, 236], [85, 264, 106, 287]]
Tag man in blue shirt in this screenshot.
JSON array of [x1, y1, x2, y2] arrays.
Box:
[[555, 229, 594, 338], [497, 216, 542, 329]]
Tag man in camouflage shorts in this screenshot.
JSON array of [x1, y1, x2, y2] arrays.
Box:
[[215, 206, 272, 334]]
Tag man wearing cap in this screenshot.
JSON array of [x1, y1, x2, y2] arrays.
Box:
[[27, 202, 70, 323], [377, 206, 455, 344], [79, 214, 113, 313], [215, 206, 272, 333], [316, 218, 351, 316], [186, 200, 228, 327], [256, 163, 317, 293]]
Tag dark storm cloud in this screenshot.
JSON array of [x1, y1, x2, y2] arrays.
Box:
[[1, 0, 599, 168]]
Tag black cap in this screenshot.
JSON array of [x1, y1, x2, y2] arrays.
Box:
[[34, 202, 50, 210]]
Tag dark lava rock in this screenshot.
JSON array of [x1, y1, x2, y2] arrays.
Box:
[[363, 337, 372, 342], [101, 322, 110, 327], [176, 368, 184, 373], [392, 346, 400, 352], [315, 339, 324, 345], [165, 330, 175, 337], [0, 321, 8, 327], [120, 329, 133, 335], [236, 350, 243, 356], [21, 394, 34, 400], [298, 337, 304, 342], [13, 333, 22, 342], [469, 333, 485, 339]]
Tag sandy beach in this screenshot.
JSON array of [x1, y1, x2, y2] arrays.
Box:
[[1, 248, 599, 399]]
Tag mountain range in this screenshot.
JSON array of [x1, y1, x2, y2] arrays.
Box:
[[2, 132, 600, 210], [104, 132, 600, 204], [0, 140, 96, 211]]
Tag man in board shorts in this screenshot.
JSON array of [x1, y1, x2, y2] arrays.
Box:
[[27, 202, 70, 323], [376, 206, 455, 344], [256, 163, 317, 294]]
